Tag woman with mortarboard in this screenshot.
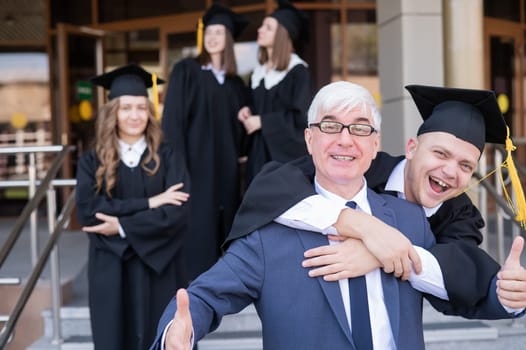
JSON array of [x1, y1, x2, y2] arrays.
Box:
[[161, 3, 249, 282], [75, 64, 190, 350], [238, 0, 313, 185]]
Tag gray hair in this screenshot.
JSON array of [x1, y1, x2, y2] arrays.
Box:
[[307, 81, 382, 131]]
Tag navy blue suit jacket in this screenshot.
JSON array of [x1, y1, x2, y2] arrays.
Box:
[[151, 189, 441, 350]]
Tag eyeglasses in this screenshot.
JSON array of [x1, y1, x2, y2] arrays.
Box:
[[309, 120, 377, 136]]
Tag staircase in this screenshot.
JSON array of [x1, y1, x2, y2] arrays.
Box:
[[18, 218, 526, 350], [28, 299, 526, 350]]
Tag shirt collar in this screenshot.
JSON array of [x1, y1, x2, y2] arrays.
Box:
[[314, 176, 372, 214], [118, 137, 147, 167], [202, 63, 225, 84], [385, 158, 442, 217], [119, 136, 146, 154]]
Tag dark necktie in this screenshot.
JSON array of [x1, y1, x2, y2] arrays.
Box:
[[346, 201, 373, 350]]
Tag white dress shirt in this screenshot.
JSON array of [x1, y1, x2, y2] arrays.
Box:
[[276, 176, 449, 302], [315, 179, 396, 349]]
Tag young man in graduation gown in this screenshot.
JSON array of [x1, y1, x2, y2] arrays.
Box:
[[76, 64, 190, 350], [161, 4, 249, 281], [225, 84, 526, 316]]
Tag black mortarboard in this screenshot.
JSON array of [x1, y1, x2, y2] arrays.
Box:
[[271, 0, 309, 42], [90, 63, 165, 100], [405, 84, 507, 153], [202, 3, 248, 39]]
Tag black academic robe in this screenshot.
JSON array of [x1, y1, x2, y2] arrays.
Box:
[[162, 58, 247, 281], [225, 153, 504, 317], [245, 63, 312, 184], [75, 143, 189, 350]]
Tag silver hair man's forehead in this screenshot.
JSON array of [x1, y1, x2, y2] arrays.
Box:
[[307, 81, 381, 130]]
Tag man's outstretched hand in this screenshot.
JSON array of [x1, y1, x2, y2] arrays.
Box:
[[165, 289, 193, 350]]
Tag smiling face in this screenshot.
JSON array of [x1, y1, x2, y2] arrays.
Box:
[[117, 95, 149, 144], [305, 106, 380, 198], [404, 132, 481, 208], [204, 24, 227, 56], [257, 17, 278, 48]]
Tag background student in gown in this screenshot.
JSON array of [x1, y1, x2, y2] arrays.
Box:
[[238, 0, 313, 185], [75, 64, 190, 350], [161, 3, 248, 281]]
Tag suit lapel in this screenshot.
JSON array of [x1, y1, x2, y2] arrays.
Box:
[[368, 190, 401, 344], [296, 230, 354, 346]]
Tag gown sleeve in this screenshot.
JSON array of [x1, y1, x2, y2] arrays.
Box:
[[75, 151, 149, 227], [427, 195, 501, 310], [118, 145, 190, 271], [161, 58, 198, 157], [224, 155, 316, 246], [259, 65, 311, 162]]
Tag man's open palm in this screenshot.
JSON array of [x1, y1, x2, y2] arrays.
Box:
[[165, 289, 193, 350]]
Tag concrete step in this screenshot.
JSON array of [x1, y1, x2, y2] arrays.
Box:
[[29, 300, 518, 350]]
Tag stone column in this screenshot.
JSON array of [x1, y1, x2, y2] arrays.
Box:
[[376, 0, 444, 154]]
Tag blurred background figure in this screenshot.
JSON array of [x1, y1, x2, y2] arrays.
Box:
[[238, 0, 312, 185], [161, 3, 248, 281], [76, 64, 190, 350]]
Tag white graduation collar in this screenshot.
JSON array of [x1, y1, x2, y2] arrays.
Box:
[[251, 53, 308, 90]]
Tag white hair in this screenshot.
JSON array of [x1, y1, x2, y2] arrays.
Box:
[[307, 81, 382, 130]]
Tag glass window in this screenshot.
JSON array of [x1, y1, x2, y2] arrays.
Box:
[[332, 10, 377, 75], [331, 9, 378, 100]]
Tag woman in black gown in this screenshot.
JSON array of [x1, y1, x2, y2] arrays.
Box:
[[238, 0, 312, 184], [76, 64, 190, 350], [161, 4, 249, 281]]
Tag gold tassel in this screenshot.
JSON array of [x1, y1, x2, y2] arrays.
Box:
[[196, 17, 204, 55], [462, 126, 526, 227], [500, 126, 526, 226], [152, 73, 160, 120]]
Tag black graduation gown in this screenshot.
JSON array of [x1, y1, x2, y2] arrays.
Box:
[[162, 58, 247, 281], [245, 63, 312, 184], [225, 153, 506, 318], [75, 143, 190, 350]]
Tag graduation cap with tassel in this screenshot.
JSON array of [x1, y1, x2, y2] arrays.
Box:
[[196, 3, 249, 55], [406, 84, 526, 227], [90, 63, 165, 120]]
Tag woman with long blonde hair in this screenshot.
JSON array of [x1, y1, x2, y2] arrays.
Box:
[[75, 64, 190, 350]]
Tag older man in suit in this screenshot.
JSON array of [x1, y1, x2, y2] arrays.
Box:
[[224, 85, 526, 317], [150, 82, 508, 350]]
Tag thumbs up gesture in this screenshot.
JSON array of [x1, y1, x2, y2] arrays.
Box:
[[497, 236, 526, 309]]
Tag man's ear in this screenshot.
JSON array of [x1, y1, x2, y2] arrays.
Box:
[[304, 128, 313, 155], [405, 138, 418, 159]]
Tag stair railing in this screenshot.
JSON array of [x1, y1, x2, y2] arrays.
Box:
[[0, 145, 76, 348], [475, 143, 526, 265]]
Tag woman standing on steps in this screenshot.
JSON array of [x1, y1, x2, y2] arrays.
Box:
[[76, 64, 190, 350]]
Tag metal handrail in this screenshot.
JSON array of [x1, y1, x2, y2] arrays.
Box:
[[0, 191, 76, 348], [473, 170, 526, 234], [0, 144, 76, 346], [0, 145, 73, 269]]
